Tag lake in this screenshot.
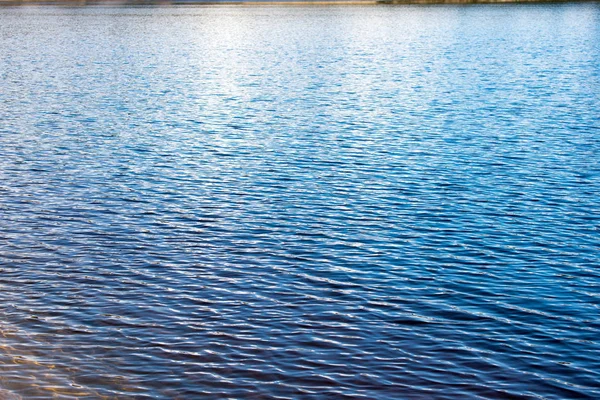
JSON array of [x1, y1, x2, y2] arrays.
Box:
[[0, 3, 599, 399]]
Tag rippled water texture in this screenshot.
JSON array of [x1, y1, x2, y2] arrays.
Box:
[[1, 3, 600, 399]]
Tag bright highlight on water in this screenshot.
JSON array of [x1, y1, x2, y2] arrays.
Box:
[[1, 4, 599, 399]]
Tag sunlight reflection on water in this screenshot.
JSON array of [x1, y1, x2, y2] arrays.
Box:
[[1, 3, 600, 399]]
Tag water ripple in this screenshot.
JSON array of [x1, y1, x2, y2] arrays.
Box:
[[1, 3, 600, 400]]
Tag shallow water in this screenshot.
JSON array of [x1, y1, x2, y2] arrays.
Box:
[[1, 3, 600, 399]]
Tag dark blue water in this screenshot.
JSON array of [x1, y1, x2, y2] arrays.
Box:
[[1, 4, 600, 399]]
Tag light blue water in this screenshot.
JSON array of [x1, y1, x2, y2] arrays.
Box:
[[1, 4, 599, 399]]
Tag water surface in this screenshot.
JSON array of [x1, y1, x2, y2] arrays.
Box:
[[1, 4, 600, 399]]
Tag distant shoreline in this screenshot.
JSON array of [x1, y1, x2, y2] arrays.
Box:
[[0, 0, 597, 5]]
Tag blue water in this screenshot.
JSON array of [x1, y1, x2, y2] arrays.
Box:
[[1, 3, 600, 399]]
